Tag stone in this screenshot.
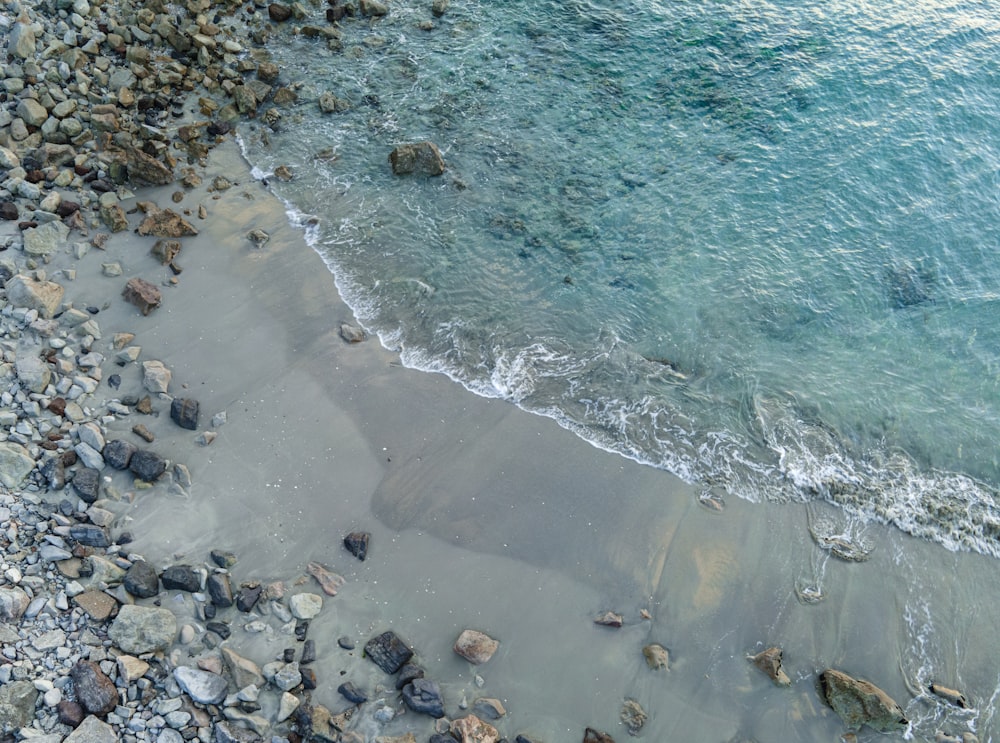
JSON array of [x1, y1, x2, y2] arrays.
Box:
[[142, 360, 172, 393], [365, 630, 414, 674], [395, 662, 424, 690], [594, 611, 623, 627], [151, 239, 181, 264], [5, 274, 65, 318], [103, 439, 137, 469], [70, 524, 111, 547], [0, 442, 36, 489], [389, 141, 445, 176], [344, 531, 370, 560], [22, 220, 70, 256], [472, 698, 506, 720], [359, 0, 389, 16], [16, 98, 48, 128], [8, 21, 36, 60], [99, 203, 129, 232], [236, 583, 263, 612], [340, 323, 365, 343], [272, 662, 302, 691], [750, 647, 790, 686], [109, 604, 177, 654], [63, 714, 116, 742], [123, 277, 162, 315], [432, 0, 449, 16], [57, 701, 85, 727], [620, 700, 646, 736], [15, 355, 50, 393], [74, 443, 105, 471], [402, 678, 445, 718], [73, 591, 118, 622], [818, 668, 908, 732], [221, 647, 265, 690], [170, 397, 199, 429], [0, 680, 38, 731], [289, 592, 323, 619], [642, 643, 669, 671], [0, 202, 19, 220], [125, 145, 174, 185], [174, 667, 228, 705], [0, 587, 30, 621], [454, 629, 499, 665], [72, 467, 101, 502], [306, 561, 345, 596], [206, 573, 234, 607], [450, 714, 499, 743], [137, 208, 198, 237], [268, 3, 292, 21], [129, 449, 167, 481], [338, 681, 367, 704], [583, 729, 615, 743], [161, 564, 201, 592], [70, 660, 119, 716]]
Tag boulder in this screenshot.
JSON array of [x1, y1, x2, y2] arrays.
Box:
[[22, 220, 69, 256], [70, 660, 119, 716], [137, 208, 198, 237], [389, 141, 445, 176], [109, 605, 177, 654], [0, 680, 38, 732], [454, 629, 498, 665], [364, 630, 413, 674], [170, 397, 199, 430], [123, 277, 162, 315], [5, 274, 65, 318], [173, 667, 228, 705], [0, 442, 36, 489], [818, 668, 908, 732], [129, 449, 167, 481]]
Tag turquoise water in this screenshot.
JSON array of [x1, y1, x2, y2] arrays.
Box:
[[241, 0, 1000, 555]]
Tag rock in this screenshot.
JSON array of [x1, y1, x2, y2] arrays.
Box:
[[0, 680, 38, 731], [63, 715, 116, 743], [272, 662, 302, 691], [338, 682, 367, 704], [22, 220, 70, 257], [642, 643, 669, 671], [123, 277, 162, 315], [268, 3, 292, 20], [818, 668, 908, 732], [364, 630, 414, 674], [594, 611, 623, 627], [109, 604, 177, 654], [290, 592, 323, 619], [125, 145, 174, 185], [472, 698, 506, 720], [343, 531, 370, 560], [57, 700, 85, 727], [454, 629, 499, 665], [929, 682, 969, 708], [583, 729, 616, 743], [359, 0, 389, 16], [174, 667, 228, 705], [73, 591, 118, 622], [221, 648, 265, 690], [74, 443, 105, 471], [620, 700, 646, 736], [129, 449, 166, 481], [170, 397, 200, 430], [402, 678, 445, 718], [8, 20, 36, 60], [72, 467, 101, 502], [103, 439, 137, 469], [70, 525, 110, 547], [340, 323, 366, 343], [206, 573, 234, 607], [306, 561, 345, 595], [749, 647, 790, 686], [389, 141, 445, 176], [0, 587, 30, 621], [161, 564, 202, 592], [395, 662, 424, 689], [0, 442, 36, 489], [211, 549, 238, 568], [5, 274, 65, 318], [0, 202, 18, 220], [432, 0, 448, 16], [152, 239, 182, 264], [15, 355, 50, 393], [99, 203, 129, 232], [450, 714, 499, 743], [236, 583, 263, 612], [137, 208, 198, 237], [16, 98, 48, 128], [70, 660, 119, 717], [142, 360, 172, 393]]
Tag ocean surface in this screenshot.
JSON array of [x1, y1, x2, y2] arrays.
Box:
[[239, 0, 1000, 557]]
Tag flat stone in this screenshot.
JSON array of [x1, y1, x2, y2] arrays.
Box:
[[70, 660, 119, 716], [109, 604, 177, 654], [142, 360, 171, 393], [73, 591, 118, 621], [472, 697, 506, 720], [0, 442, 36, 489], [0, 680, 38, 731], [221, 647, 264, 690], [5, 274, 65, 318], [364, 631, 414, 674], [454, 629, 499, 665], [70, 525, 110, 548], [174, 667, 228, 705]]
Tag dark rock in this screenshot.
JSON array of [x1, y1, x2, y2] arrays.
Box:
[[515, 736, 543, 743], [56, 201, 81, 217], [268, 3, 292, 20], [124, 145, 174, 185], [206, 621, 231, 639], [70, 525, 111, 548], [70, 660, 119, 716], [429, 736, 455, 743], [129, 449, 166, 482], [818, 668, 908, 732], [394, 662, 424, 690], [402, 678, 444, 718], [124, 560, 160, 598], [39, 456, 65, 490], [0, 202, 18, 221], [301, 639, 317, 664], [206, 573, 234, 607], [151, 239, 181, 264], [583, 729, 615, 743], [170, 397, 200, 430], [343, 531, 370, 561], [337, 681, 367, 704], [282, 648, 295, 663], [300, 666, 318, 690], [337, 636, 355, 650], [364, 631, 413, 674], [108, 374, 122, 389], [57, 699, 85, 727], [123, 277, 162, 315], [103, 439, 136, 470], [211, 549, 238, 568], [236, 583, 263, 612], [389, 141, 445, 176], [295, 620, 309, 641], [161, 565, 201, 592]]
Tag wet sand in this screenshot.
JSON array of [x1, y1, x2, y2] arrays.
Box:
[[78, 139, 1000, 742]]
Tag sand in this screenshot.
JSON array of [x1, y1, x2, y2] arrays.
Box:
[[50, 138, 1000, 742]]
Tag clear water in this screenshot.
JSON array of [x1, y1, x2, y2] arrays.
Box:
[[239, 0, 1000, 555]]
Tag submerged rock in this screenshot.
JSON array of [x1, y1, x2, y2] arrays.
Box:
[[819, 668, 908, 732], [389, 142, 445, 176], [749, 647, 790, 686]]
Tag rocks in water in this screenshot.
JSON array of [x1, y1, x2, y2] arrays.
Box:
[[338, 681, 368, 704], [454, 629, 499, 665], [103, 439, 137, 470], [161, 564, 202, 592], [818, 668, 908, 732], [306, 561, 345, 596], [343, 531, 370, 560], [70, 660, 119, 716], [929, 682, 969, 708], [620, 699, 647, 736], [432, 0, 449, 17], [174, 667, 228, 705], [402, 678, 445, 718], [451, 714, 500, 742], [129, 449, 167, 482], [170, 397, 200, 430], [389, 141, 446, 176], [359, 0, 389, 16], [594, 611, 623, 628], [583, 728, 616, 743], [749, 647, 790, 686], [109, 605, 178, 654], [207, 573, 235, 607], [123, 277, 162, 316], [268, 3, 292, 21], [642, 643, 669, 671], [364, 630, 414, 674]]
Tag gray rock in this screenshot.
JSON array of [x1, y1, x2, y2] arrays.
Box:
[[0, 680, 38, 732], [15, 355, 51, 393], [221, 648, 264, 690], [173, 667, 228, 705], [272, 662, 302, 692], [109, 605, 177, 654], [15, 99, 47, 129], [70, 524, 111, 548], [359, 0, 388, 15], [289, 592, 322, 619], [129, 449, 166, 482], [0, 587, 30, 621], [63, 715, 117, 743], [70, 660, 119, 716], [206, 573, 234, 607], [7, 22, 36, 60], [0, 442, 36, 489], [161, 564, 201, 592], [170, 397, 199, 430], [142, 360, 171, 393], [389, 141, 445, 176], [103, 439, 136, 470], [402, 678, 445, 718], [72, 467, 101, 502], [22, 220, 70, 256], [124, 560, 160, 598], [432, 0, 448, 16], [4, 274, 65, 319], [74, 442, 105, 470], [819, 668, 908, 732]]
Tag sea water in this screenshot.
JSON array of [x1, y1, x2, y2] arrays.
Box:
[[240, 1, 1000, 553]]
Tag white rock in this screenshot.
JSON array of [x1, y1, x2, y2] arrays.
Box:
[[288, 592, 323, 619]]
